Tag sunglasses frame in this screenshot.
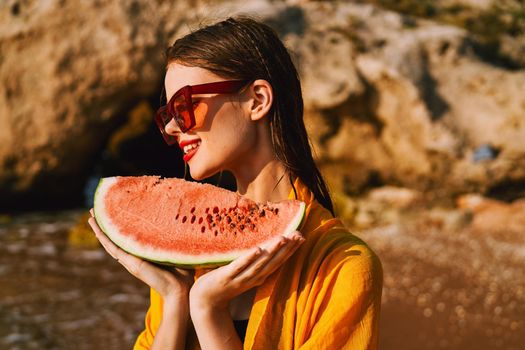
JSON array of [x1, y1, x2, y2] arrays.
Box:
[[155, 79, 250, 145]]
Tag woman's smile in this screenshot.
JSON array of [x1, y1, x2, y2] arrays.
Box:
[[179, 138, 202, 162]]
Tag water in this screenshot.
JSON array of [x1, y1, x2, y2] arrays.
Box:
[[0, 211, 148, 350], [1, 210, 523, 349]]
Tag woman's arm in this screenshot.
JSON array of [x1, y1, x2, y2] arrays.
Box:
[[189, 303, 243, 349], [189, 233, 305, 349], [150, 293, 191, 350]]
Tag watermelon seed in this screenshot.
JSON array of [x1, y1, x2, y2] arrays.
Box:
[[191, 207, 196, 213], [226, 216, 232, 224], [205, 208, 209, 213], [191, 216, 196, 224], [198, 217, 203, 224], [214, 230, 218, 236], [182, 216, 187, 223], [213, 206, 219, 213], [206, 215, 212, 223], [201, 226, 205, 233], [176, 214, 180, 220], [230, 223, 236, 229], [274, 208, 279, 214], [250, 224, 256, 230], [240, 224, 245, 230], [259, 210, 265, 217]]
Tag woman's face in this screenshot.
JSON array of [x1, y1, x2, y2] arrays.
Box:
[[164, 63, 258, 180]]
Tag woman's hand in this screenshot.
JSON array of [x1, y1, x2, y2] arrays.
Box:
[[188, 232, 304, 349], [87, 209, 194, 300], [189, 231, 305, 312]]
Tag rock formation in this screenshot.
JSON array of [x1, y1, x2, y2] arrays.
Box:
[[1, 0, 524, 208]]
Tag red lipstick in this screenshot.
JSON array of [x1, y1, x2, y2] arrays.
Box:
[[183, 148, 198, 162], [178, 139, 201, 149], [179, 139, 201, 163]]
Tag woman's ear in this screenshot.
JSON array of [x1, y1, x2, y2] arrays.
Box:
[[248, 79, 273, 121]]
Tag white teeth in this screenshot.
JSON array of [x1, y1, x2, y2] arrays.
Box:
[[183, 141, 201, 154]]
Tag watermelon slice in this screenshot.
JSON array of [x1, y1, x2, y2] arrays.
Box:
[[93, 176, 305, 267]]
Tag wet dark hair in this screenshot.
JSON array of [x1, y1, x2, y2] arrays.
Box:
[[166, 16, 334, 216]]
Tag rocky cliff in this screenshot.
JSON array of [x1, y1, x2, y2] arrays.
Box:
[[1, 0, 524, 208]]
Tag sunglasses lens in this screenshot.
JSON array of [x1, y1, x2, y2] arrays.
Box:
[[173, 94, 194, 133], [192, 101, 208, 130]]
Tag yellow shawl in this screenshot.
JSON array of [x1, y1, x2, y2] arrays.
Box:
[[134, 180, 383, 349]]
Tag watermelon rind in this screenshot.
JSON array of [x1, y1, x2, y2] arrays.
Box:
[[93, 177, 306, 268]]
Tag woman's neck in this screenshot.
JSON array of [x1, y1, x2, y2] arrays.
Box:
[[233, 159, 291, 203], [228, 118, 291, 203]]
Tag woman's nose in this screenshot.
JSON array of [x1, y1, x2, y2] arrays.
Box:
[[164, 117, 181, 137]]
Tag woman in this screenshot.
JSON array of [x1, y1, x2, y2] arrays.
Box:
[[88, 16, 382, 349]]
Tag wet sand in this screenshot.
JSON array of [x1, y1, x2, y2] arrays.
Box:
[[359, 220, 524, 350], [0, 210, 523, 349]]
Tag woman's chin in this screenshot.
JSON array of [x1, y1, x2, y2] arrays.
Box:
[[188, 168, 204, 181], [188, 164, 218, 182]]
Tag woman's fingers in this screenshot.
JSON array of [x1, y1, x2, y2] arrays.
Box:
[[89, 217, 129, 262], [88, 217, 167, 284], [112, 251, 175, 290], [87, 217, 118, 259], [88, 217, 142, 269], [88, 218, 142, 269], [233, 232, 304, 283], [248, 234, 303, 278], [226, 246, 263, 279], [225, 232, 296, 280]]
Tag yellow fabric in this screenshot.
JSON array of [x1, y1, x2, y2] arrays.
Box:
[[134, 179, 383, 349], [134, 289, 162, 350]]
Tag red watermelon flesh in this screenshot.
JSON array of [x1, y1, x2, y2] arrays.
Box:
[[93, 176, 305, 267]]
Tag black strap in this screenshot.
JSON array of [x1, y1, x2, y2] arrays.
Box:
[[233, 319, 249, 342], [289, 174, 298, 199]]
